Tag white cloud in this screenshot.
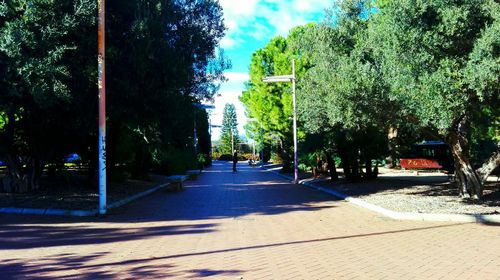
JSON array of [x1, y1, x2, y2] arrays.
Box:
[[220, 37, 237, 48], [224, 72, 250, 83], [219, 0, 331, 49], [219, 0, 259, 49], [292, 0, 330, 13], [249, 21, 272, 40]]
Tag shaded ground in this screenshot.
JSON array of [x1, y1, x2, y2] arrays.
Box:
[[0, 175, 167, 210]]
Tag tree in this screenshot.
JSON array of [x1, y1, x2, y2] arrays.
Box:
[[370, 0, 499, 198], [220, 103, 239, 154], [0, 0, 228, 192], [105, 0, 228, 178], [0, 0, 97, 192], [241, 24, 313, 171], [297, 1, 389, 180]]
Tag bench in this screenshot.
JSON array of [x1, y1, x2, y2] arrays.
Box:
[[400, 158, 443, 170], [167, 175, 189, 191]]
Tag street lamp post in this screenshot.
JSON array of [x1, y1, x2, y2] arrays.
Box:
[[247, 117, 264, 167], [260, 125, 264, 167], [262, 59, 298, 184]]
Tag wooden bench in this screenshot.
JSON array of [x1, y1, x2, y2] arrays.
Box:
[[167, 175, 189, 191]]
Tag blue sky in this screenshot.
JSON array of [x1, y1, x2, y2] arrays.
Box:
[[210, 0, 332, 140]]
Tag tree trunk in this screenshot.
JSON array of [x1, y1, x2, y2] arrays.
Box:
[[476, 151, 500, 183], [351, 152, 360, 181], [3, 155, 43, 193], [4, 154, 27, 193], [365, 158, 373, 179], [26, 158, 43, 192], [386, 127, 398, 168], [325, 152, 338, 181], [339, 149, 351, 180], [446, 119, 483, 199]]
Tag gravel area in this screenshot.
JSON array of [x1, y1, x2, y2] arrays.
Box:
[[313, 169, 500, 215]]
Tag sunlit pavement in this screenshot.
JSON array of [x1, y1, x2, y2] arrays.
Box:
[[1, 161, 499, 279]]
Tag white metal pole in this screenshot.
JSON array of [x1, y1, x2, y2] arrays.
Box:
[[209, 115, 212, 159], [260, 125, 264, 167], [292, 59, 298, 184], [98, 0, 107, 215], [253, 140, 255, 161]]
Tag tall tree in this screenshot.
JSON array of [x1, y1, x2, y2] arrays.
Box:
[[370, 0, 499, 198], [297, 1, 389, 180], [220, 103, 239, 154], [0, 0, 228, 192], [241, 24, 313, 171], [0, 0, 97, 192], [105, 0, 228, 178]]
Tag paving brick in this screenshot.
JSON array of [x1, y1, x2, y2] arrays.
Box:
[[1, 162, 499, 279]]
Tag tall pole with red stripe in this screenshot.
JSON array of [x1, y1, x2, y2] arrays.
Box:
[[97, 0, 107, 215]]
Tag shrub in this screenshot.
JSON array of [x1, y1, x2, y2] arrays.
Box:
[[152, 149, 197, 175], [218, 154, 233, 161]]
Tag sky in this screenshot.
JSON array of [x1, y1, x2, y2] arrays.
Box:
[[209, 0, 332, 141]]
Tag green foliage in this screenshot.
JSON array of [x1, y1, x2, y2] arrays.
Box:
[[370, 0, 497, 131], [294, 1, 388, 179], [219, 103, 239, 154], [0, 0, 98, 191], [0, 0, 227, 191], [157, 149, 197, 176], [465, 1, 499, 102], [241, 24, 314, 168]]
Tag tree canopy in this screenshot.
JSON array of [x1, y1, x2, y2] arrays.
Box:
[[240, 24, 313, 169], [242, 0, 499, 197], [369, 0, 499, 198], [219, 103, 239, 154], [0, 0, 227, 192]]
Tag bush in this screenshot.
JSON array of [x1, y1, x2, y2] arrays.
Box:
[[239, 153, 256, 160], [217, 153, 257, 161], [218, 154, 233, 161], [271, 152, 283, 164], [197, 153, 211, 168], [212, 151, 222, 160], [152, 149, 197, 175], [298, 163, 310, 172]]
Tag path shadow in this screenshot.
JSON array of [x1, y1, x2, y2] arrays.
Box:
[[0, 222, 466, 279], [0, 161, 343, 253], [0, 223, 216, 250], [1, 161, 339, 226], [0, 252, 245, 279]]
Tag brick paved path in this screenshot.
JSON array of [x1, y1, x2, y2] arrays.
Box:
[[1, 161, 499, 279]]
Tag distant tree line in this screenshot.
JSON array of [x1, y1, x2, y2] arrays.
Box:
[[241, 0, 499, 199], [0, 0, 228, 192]]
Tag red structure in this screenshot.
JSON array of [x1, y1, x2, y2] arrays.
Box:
[[400, 141, 454, 172], [400, 158, 443, 169]]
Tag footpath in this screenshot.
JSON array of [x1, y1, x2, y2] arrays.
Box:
[[1, 161, 499, 279]]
